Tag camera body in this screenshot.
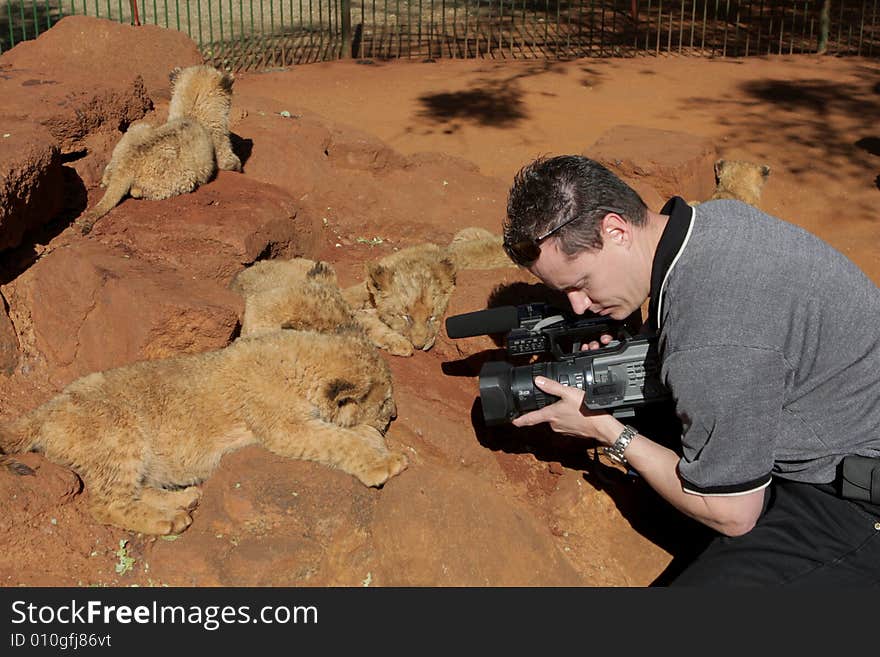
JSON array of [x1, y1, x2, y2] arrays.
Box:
[[445, 303, 669, 426]]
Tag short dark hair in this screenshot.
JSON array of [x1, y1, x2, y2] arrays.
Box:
[[503, 155, 648, 264]]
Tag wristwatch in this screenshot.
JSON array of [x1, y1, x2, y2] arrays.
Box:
[[603, 424, 638, 466]]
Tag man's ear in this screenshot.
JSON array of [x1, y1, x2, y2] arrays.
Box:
[[602, 212, 630, 247]]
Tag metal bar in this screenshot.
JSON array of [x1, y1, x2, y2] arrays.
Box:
[[732, 0, 739, 56], [656, 0, 661, 53], [678, 0, 683, 54], [7, 1, 15, 49], [871, 0, 878, 57], [800, 0, 807, 53], [745, 0, 752, 56], [666, 0, 671, 51], [782, 0, 788, 54], [722, 0, 729, 56], [19, 0, 27, 42], [341, 0, 351, 56], [700, 0, 707, 54], [755, 0, 762, 54], [690, 0, 695, 52]]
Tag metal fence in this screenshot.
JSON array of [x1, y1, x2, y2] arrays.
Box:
[[2, 0, 878, 68]]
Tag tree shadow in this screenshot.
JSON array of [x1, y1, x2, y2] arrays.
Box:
[[416, 61, 576, 128], [685, 72, 880, 187]]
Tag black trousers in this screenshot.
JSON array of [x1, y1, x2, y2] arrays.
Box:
[[668, 478, 880, 586]]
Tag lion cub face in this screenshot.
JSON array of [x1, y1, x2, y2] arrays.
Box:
[[365, 245, 457, 351], [710, 159, 771, 206], [321, 354, 397, 432]]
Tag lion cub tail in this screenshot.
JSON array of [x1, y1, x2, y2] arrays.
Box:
[[75, 176, 133, 235], [0, 424, 35, 476]]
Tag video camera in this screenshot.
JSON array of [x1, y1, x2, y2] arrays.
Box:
[[445, 303, 669, 426]]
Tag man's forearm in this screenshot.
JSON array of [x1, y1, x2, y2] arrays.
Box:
[[599, 420, 764, 536]]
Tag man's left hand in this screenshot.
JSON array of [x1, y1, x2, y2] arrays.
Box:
[[511, 376, 617, 441]]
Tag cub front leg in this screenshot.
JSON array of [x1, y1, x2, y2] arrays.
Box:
[[258, 419, 408, 487], [354, 309, 413, 357]]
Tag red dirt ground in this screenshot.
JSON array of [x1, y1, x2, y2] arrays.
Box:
[[1, 18, 878, 587]]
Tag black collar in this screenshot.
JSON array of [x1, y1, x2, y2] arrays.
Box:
[[647, 196, 693, 332]]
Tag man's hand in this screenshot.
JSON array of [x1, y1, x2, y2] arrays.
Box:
[[511, 376, 621, 443], [581, 334, 614, 351]]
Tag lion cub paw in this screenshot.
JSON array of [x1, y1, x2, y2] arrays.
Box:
[[157, 509, 194, 535], [378, 334, 414, 357], [74, 214, 97, 235], [173, 486, 203, 511], [356, 451, 409, 487]]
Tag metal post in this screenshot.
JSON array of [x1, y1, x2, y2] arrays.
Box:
[[341, 0, 352, 57]]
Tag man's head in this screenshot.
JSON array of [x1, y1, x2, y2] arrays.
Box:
[[503, 156, 653, 320]]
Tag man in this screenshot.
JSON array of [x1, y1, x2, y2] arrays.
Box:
[[502, 154, 880, 585]]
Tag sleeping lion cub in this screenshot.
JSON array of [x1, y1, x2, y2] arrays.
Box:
[[232, 259, 362, 338], [231, 227, 511, 357], [232, 245, 456, 357], [0, 330, 406, 535], [76, 65, 240, 234]]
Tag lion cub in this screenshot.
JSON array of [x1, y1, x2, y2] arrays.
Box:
[[232, 228, 511, 357], [342, 243, 458, 356], [231, 252, 447, 357], [445, 226, 513, 270], [692, 159, 771, 207], [167, 64, 242, 174], [232, 259, 361, 339], [0, 330, 406, 535], [76, 65, 240, 234]]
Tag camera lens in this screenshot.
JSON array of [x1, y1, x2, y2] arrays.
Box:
[[478, 359, 584, 425]]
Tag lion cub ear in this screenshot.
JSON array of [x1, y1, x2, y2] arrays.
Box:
[[760, 165, 771, 178], [220, 70, 235, 92], [324, 378, 357, 408], [437, 257, 457, 285], [366, 263, 393, 294]]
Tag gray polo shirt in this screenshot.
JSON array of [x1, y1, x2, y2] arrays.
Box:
[[652, 198, 880, 496]]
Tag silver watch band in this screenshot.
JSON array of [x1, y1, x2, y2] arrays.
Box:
[[604, 424, 638, 465]]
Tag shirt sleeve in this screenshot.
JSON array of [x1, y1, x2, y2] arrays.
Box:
[[663, 345, 785, 495]]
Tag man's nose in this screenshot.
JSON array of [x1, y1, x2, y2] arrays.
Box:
[[567, 290, 591, 315]]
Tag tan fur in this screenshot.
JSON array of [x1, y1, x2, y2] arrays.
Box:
[[0, 330, 406, 535], [692, 159, 771, 207], [76, 65, 239, 235], [344, 243, 457, 356], [233, 260, 360, 338], [446, 227, 513, 270], [76, 118, 216, 233], [167, 65, 241, 173], [232, 228, 509, 357]]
